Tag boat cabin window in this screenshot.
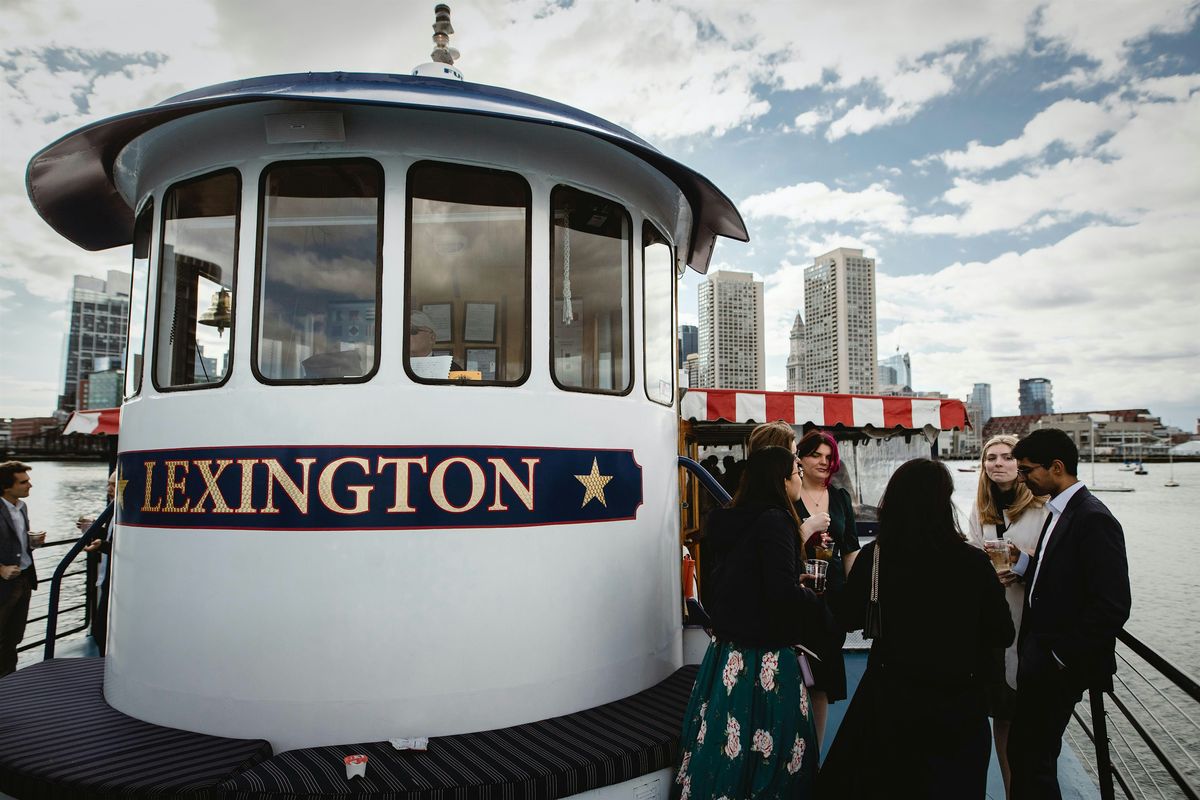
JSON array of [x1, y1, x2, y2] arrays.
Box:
[[254, 159, 383, 383], [642, 221, 674, 406], [550, 186, 632, 394], [153, 170, 240, 390], [124, 199, 153, 399], [406, 162, 530, 385]]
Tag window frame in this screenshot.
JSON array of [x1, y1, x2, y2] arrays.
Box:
[[547, 183, 635, 397], [403, 160, 533, 388], [250, 157, 386, 387], [641, 220, 675, 407], [151, 168, 242, 394], [123, 196, 155, 400]]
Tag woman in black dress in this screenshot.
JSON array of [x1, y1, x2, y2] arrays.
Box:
[[671, 446, 828, 799], [819, 458, 1015, 798], [747, 423, 855, 748]]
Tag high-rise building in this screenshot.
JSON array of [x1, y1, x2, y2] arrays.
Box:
[[803, 248, 877, 394], [877, 350, 911, 394], [697, 270, 765, 390], [1018, 377, 1054, 416], [678, 324, 698, 368], [785, 312, 805, 391], [969, 383, 993, 425], [59, 270, 131, 412], [684, 353, 701, 389]]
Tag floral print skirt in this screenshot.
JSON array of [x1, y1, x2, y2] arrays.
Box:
[[671, 639, 817, 800]]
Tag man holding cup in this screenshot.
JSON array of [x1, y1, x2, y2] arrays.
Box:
[[1, 461, 44, 677]]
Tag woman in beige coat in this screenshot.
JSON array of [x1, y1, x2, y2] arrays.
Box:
[[966, 434, 1048, 799]]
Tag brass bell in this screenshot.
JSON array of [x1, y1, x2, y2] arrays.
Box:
[[198, 288, 233, 336]]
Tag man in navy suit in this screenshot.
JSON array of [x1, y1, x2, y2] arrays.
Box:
[[1, 461, 43, 677], [1007, 429, 1131, 799]]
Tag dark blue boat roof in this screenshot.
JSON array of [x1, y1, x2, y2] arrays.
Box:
[[25, 71, 748, 271]]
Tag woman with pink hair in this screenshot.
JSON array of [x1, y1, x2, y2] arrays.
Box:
[[793, 428, 858, 748]]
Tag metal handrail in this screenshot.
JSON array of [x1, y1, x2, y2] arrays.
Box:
[[43, 502, 112, 659], [17, 537, 97, 653], [1076, 631, 1200, 800], [1119, 630, 1200, 704], [677, 455, 732, 506]]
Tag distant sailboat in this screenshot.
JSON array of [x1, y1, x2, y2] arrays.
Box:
[[1165, 448, 1180, 488], [1090, 417, 1134, 493]]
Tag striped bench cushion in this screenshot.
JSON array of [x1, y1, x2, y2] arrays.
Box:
[[0, 658, 272, 798], [218, 665, 699, 799]]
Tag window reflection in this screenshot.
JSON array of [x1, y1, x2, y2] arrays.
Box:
[[407, 162, 530, 385], [643, 222, 674, 405], [124, 200, 153, 399], [551, 186, 632, 394], [255, 160, 382, 383], [155, 171, 239, 390]]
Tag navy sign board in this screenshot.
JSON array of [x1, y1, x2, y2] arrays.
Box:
[[116, 446, 643, 531]]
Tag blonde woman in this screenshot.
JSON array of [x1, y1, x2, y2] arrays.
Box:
[[967, 434, 1048, 799]]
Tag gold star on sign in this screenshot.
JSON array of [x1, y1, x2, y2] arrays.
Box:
[[575, 458, 614, 508], [115, 473, 129, 512]]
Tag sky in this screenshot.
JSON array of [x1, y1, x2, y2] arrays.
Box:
[[1, 0, 1198, 428]]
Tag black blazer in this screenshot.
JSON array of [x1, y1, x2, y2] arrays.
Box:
[[0, 501, 38, 599], [703, 506, 833, 650], [1019, 486, 1131, 691]]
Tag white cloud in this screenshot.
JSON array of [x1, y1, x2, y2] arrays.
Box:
[[742, 182, 909, 231], [792, 109, 830, 134], [912, 86, 1200, 235], [874, 217, 1198, 413], [936, 98, 1124, 173]]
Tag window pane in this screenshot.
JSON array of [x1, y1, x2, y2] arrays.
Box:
[[551, 186, 631, 393], [155, 171, 239, 389], [643, 221, 674, 405], [407, 162, 529, 385], [124, 200, 153, 399], [256, 160, 382, 382]]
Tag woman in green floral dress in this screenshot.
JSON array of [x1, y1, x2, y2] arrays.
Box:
[[672, 446, 828, 799]]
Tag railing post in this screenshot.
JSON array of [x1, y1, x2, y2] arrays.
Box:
[[1089, 688, 1116, 800]]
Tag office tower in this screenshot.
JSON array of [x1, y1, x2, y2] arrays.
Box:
[[785, 311, 805, 391], [697, 270, 765, 390], [803, 247, 877, 393], [877, 350, 912, 394], [684, 352, 701, 389], [1019, 377, 1054, 416], [678, 324, 698, 368], [59, 270, 131, 412], [970, 383, 993, 424]]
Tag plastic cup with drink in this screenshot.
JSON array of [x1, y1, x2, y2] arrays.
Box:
[[805, 559, 829, 593]]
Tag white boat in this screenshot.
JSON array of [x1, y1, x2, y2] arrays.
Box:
[[4, 8, 1188, 800]]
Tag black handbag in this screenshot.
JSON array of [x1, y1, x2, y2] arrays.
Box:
[[864, 543, 882, 639]]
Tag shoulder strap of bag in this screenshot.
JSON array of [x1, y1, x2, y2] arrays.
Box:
[[869, 542, 880, 603]]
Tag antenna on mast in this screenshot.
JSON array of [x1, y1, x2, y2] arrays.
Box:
[[412, 4, 465, 81]]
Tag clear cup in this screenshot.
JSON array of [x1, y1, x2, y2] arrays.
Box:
[[983, 538, 1008, 573], [28, 531, 47, 548], [805, 559, 828, 593]]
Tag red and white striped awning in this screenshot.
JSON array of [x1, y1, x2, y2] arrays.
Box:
[[681, 390, 969, 432], [62, 407, 121, 436]]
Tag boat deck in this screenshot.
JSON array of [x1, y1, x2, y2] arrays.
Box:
[[1, 653, 695, 800], [4, 638, 1100, 799]]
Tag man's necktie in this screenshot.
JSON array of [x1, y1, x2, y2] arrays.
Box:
[[1028, 511, 1055, 604]]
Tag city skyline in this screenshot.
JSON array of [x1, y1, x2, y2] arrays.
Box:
[[1, 1, 1197, 427]]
